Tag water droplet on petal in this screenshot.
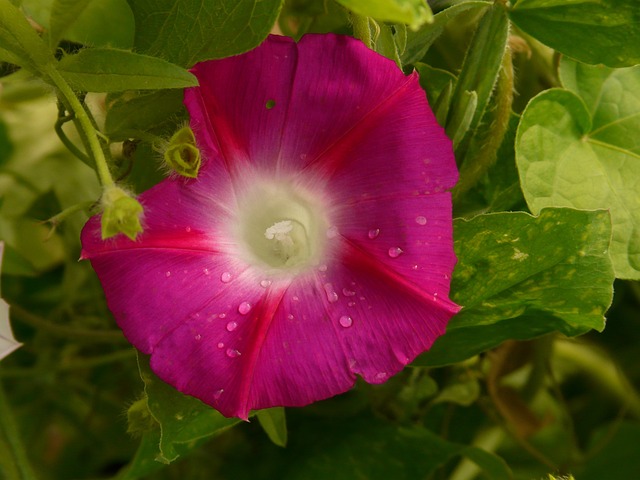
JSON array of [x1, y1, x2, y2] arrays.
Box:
[[226, 321, 238, 332], [326, 226, 339, 239], [411, 264, 418, 270], [374, 372, 388, 381], [203, 268, 210, 275], [415, 216, 427, 225], [348, 301, 356, 307], [339, 315, 353, 328], [194, 334, 202, 340], [217, 342, 224, 349], [226, 348, 241, 358], [214, 389, 224, 399], [323, 283, 339, 303], [292, 296, 299, 302], [238, 302, 252, 315], [220, 272, 232, 283], [368, 228, 380, 239], [388, 247, 403, 258], [287, 313, 294, 320], [219, 313, 226, 319], [186, 226, 192, 232], [318, 264, 328, 272], [260, 279, 271, 288], [342, 288, 356, 297], [165, 271, 171, 277]]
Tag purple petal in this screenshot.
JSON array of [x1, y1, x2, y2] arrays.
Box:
[[82, 34, 460, 419]]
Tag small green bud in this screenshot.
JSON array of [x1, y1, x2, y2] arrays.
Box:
[[126, 396, 157, 436], [164, 126, 201, 178], [101, 186, 143, 240]]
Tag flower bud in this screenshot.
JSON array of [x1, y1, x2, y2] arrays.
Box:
[[101, 186, 143, 240], [164, 126, 201, 178]]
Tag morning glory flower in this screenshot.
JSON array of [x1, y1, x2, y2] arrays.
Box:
[[81, 34, 459, 420]]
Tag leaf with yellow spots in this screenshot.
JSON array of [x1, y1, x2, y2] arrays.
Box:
[[416, 208, 614, 366]]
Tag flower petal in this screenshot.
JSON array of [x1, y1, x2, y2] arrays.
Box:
[[82, 34, 460, 419], [185, 35, 298, 175], [150, 275, 355, 419]]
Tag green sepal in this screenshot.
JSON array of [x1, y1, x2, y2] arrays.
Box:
[[100, 186, 143, 240], [126, 396, 157, 437], [164, 126, 201, 178]]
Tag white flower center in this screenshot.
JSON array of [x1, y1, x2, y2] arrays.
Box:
[[235, 179, 329, 272]]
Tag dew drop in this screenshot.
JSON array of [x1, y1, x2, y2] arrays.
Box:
[[368, 228, 380, 239], [411, 264, 418, 270], [388, 247, 403, 258], [326, 226, 339, 239], [342, 288, 356, 297], [292, 295, 299, 302], [226, 348, 241, 358], [238, 302, 252, 315], [323, 283, 339, 303], [348, 301, 356, 307], [339, 315, 353, 328], [165, 271, 171, 277], [220, 272, 232, 283], [226, 321, 238, 332], [203, 268, 210, 275], [217, 342, 225, 349], [318, 264, 328, 272], [219, 313, 226, 319], [214, 389, 224, 399], [287, 314, 294, 320], [185, 226, 192, 232], [415, 216, 427, 225], [194, 334, 202, 340], [374, 372, 388, 381], [260, 279, 271, 288]]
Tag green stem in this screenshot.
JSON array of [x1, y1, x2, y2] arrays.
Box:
[[449, 426, 504, 480], [0, 382, 38, 480], [11, 304, 126, 343], [55, 101, 91, 165], [44, 66, 115, 189], [0, 349, 137, 378], [553, 339, 640, 419]]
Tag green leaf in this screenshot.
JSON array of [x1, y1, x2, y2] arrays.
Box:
[[517, 60, 640, 279], [48, 0, 91, 48], [509, 0, 640, 67], [256, 407, 287, 447], [402, 1, 491, 65], [114, 430, 166, 480], [336, 0, 432, 29], [126, 0, 284, 67], [579, 422, 640, 480], [446, 2, 509, 153], [0, 0, 53, 72], [415, 62, 456, 126], [418, 208, 614, 366], [137, 353, 240, 464], [280, 414, 511, 480], [57, 48, 198, 92], [105, 90, 186, 139], [65, 0, 134, 48]]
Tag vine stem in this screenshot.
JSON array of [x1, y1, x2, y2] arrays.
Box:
[[44, 66, 115, 189], [0, 382, 38, 480], [11, 304, 126, 343]]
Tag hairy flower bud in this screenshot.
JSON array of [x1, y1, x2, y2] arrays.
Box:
[[164, 126, 201, 178], [100, 186, 143, 240]]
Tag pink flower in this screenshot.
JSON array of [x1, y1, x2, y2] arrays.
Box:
[[81, 34, 459, 420]]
